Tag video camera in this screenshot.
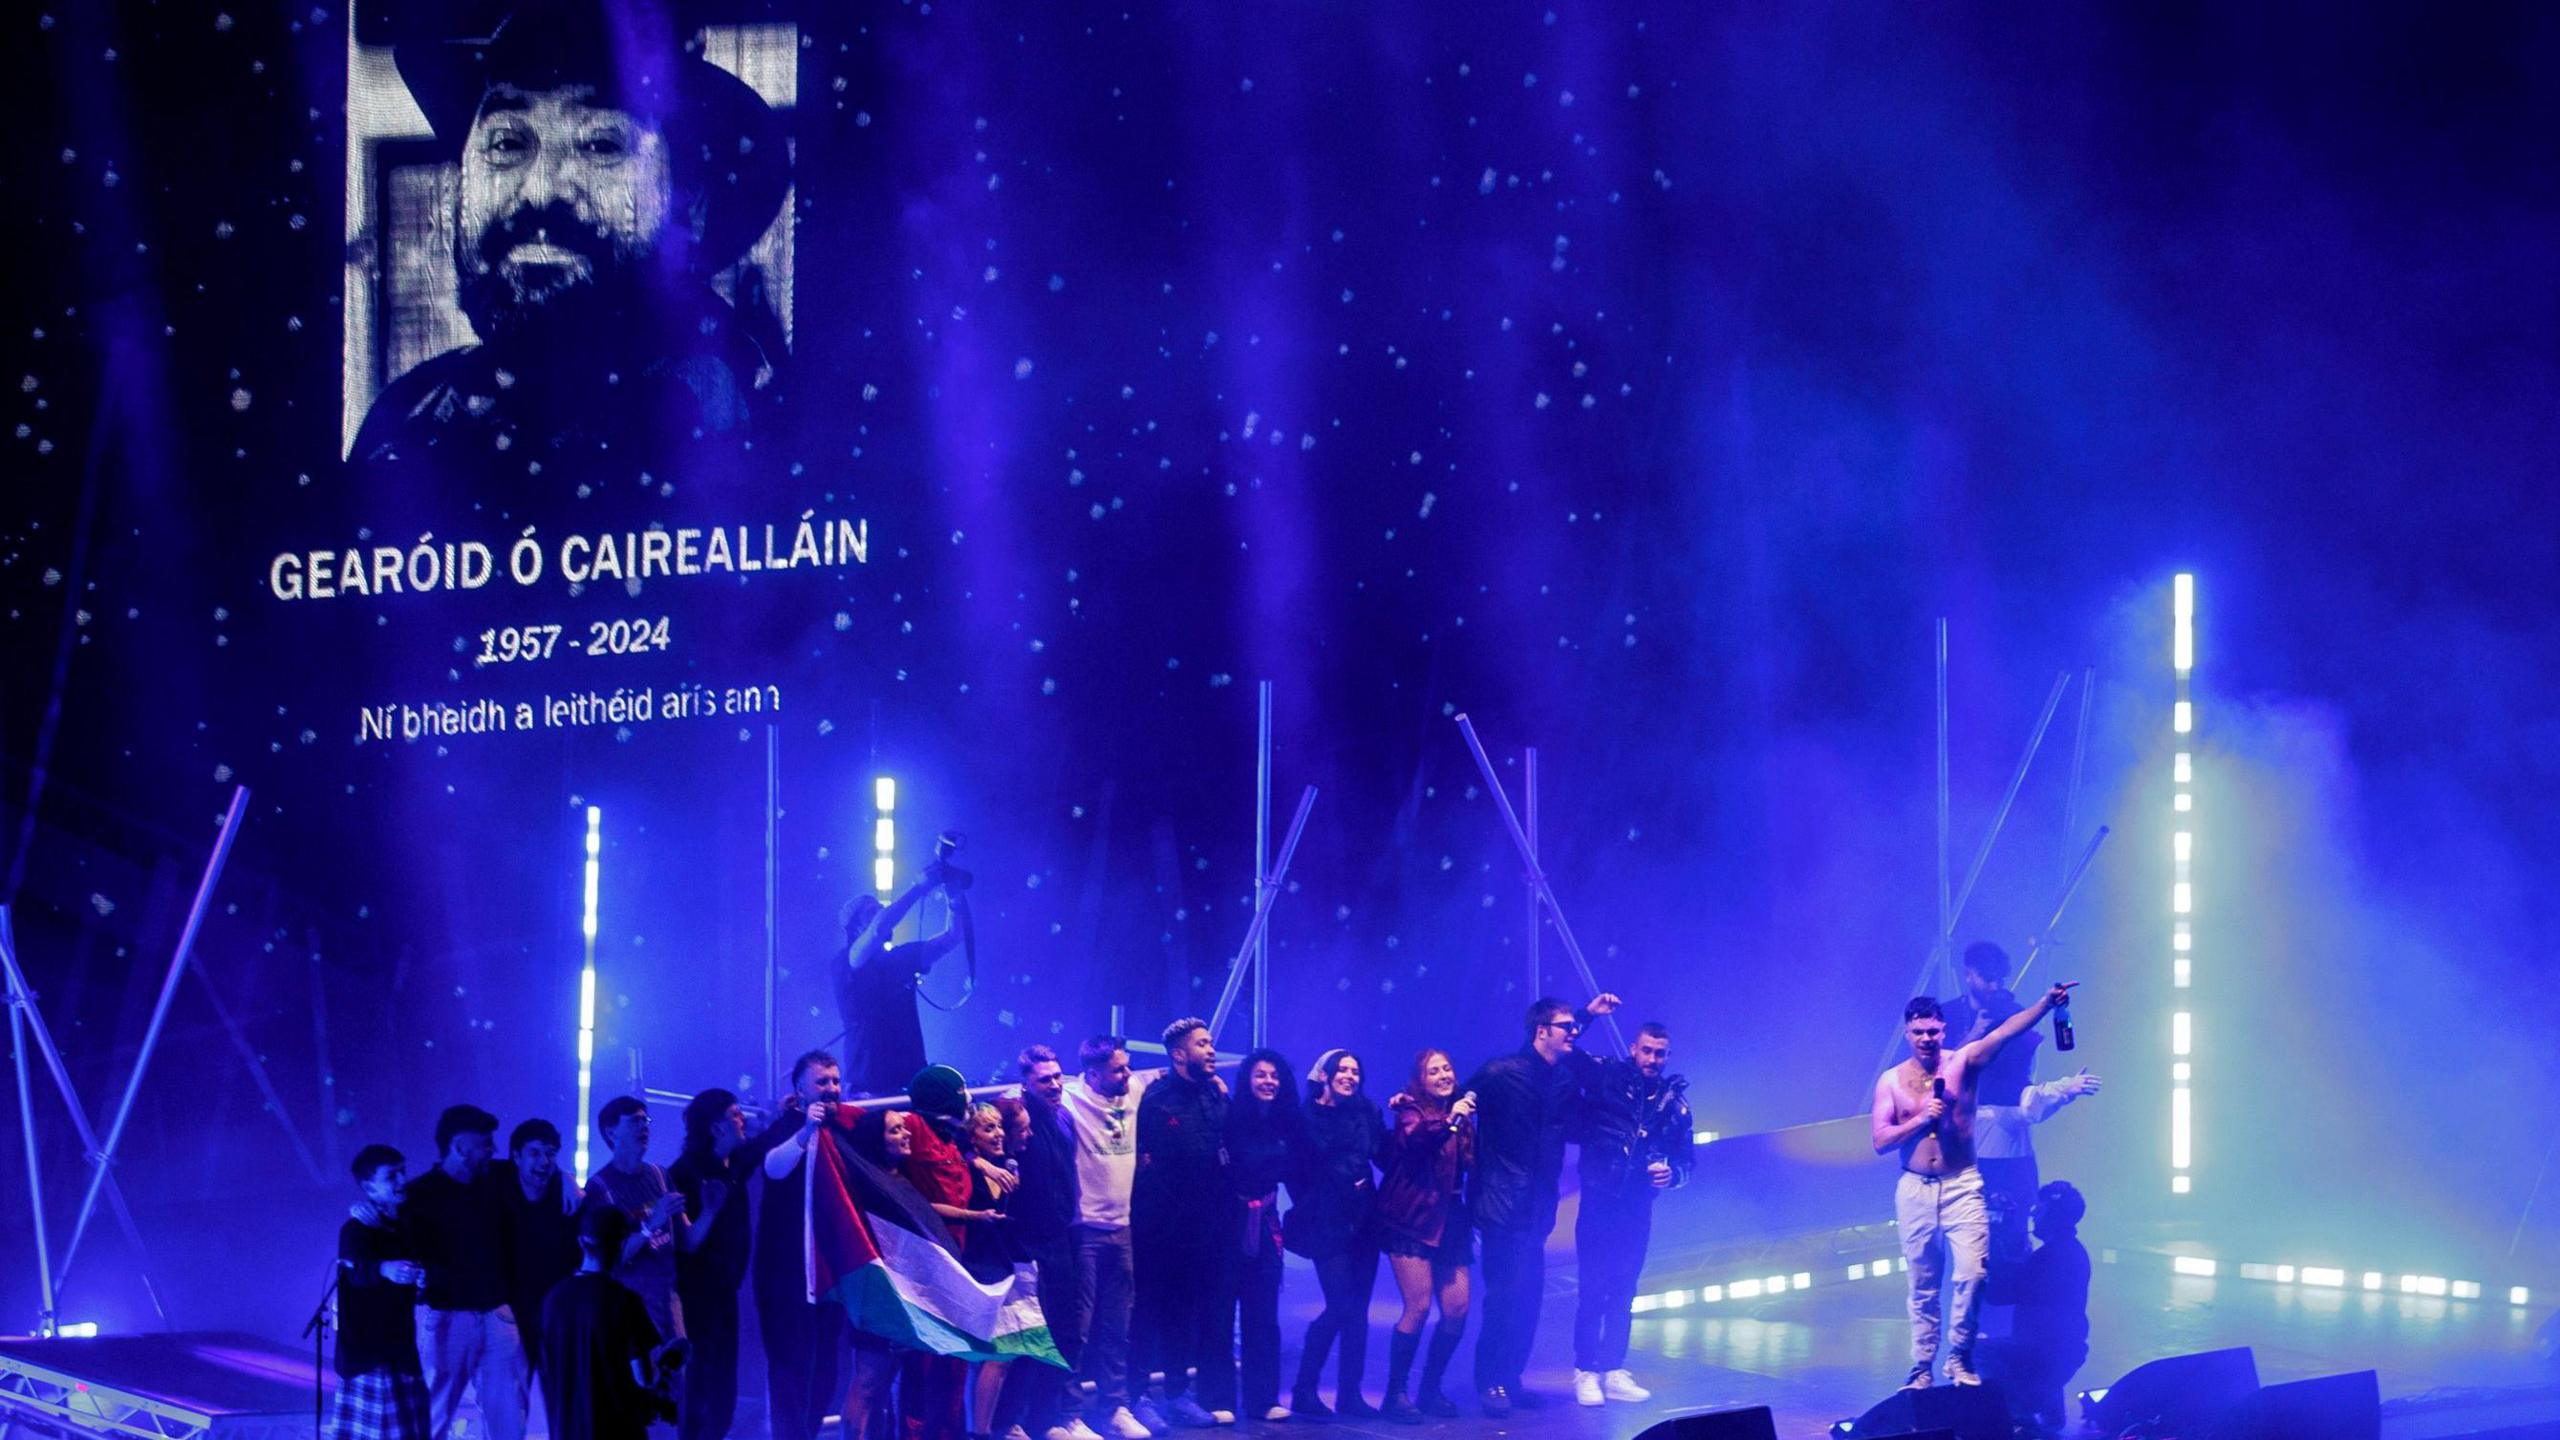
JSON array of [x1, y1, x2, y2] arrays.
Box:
[[927, 830, 974, 892]]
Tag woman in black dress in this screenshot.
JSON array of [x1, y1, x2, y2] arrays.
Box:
[[1286, 1048, 1386, 1419], [1223, 1048, 1304, 1421]]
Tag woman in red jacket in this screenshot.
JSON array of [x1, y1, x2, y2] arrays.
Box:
[[1372, 1048, 1478, 1421]]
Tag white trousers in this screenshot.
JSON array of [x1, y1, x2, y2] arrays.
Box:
[[1895, 1166, 1988, 1366]]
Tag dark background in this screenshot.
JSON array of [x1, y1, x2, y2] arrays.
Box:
[[2, 0, 2556, 1339]]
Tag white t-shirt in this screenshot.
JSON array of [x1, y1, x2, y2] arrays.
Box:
[[1061, 1069, 1161, 1229]]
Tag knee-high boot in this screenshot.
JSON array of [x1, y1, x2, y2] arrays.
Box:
[[1384, 1329, 1421, 1397], [1419, 1323, 1465, 1407]]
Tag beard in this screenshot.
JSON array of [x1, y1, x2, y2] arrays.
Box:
[[455, 200, 662, 354]]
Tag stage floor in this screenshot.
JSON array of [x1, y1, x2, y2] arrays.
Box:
[[518, 1236, 2553, 1440], [1517, 1252, 2555, 1438], [1184, 1240, 2552, 1440]]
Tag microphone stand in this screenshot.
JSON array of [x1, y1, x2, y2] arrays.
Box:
[[302, 1261, 340, 1432]]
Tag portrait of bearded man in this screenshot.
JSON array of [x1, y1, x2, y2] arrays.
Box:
[[350, 0, 790, 475]]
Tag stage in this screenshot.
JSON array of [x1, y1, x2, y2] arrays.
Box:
[[1527, 1235, 2558, 1438], [0, 1222, 2547, 1440]]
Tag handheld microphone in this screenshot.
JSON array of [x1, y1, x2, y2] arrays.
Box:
[[1929, 1077, 1945, 1135], [2052, 995, 2076, 1052]]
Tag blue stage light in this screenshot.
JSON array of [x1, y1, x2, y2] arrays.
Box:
[[873, 774, 897, 894], [574, 805, 601, 1186], [2170, 574, 2196, 1195]]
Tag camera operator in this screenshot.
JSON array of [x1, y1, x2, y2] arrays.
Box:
[[1566, 1021, 1693, 1408], [834, 833, 975, 1097]]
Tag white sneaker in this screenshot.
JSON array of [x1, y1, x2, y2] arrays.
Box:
[[1207, 1411, 1236, 1427], [1047, 1424, 1104, 1440], [1572, 1370, 1604, 1407], [1005, 1427, 1035, 1440], [1102, 1409, 1153, 1440], [1600, 1371, 1651, 1403], [1260, 1408, 1293, 1422]]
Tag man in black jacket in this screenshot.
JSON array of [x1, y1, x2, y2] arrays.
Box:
[[500, 1119, 581, 1406], [1461, 993, 1618, 1415], [1974, 1181, 2091, 1435], [671, 1088, 798, 1440], [753, 1052, 841, 1440], [406, 1104, 524, 1440], [1134, 1017, 1239, 1427], [1014, 1045, 1098, 1440], [1567, 1021, 1692, 1408]]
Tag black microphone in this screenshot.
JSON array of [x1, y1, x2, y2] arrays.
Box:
[[2052, 995, 2077, 1052], [1929, 1077, 1945, 1136]]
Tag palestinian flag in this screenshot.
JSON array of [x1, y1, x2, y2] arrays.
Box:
[[803, 1105, 1066, 1366]]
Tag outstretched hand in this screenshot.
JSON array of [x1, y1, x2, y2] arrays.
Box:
[[2042, 982, 2079, 1009], [1587, 992, 1623, 1016], [2064, 1068, 2103, 1097]]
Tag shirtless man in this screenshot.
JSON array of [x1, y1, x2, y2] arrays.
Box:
[[1871, 983, 2075, 1389]]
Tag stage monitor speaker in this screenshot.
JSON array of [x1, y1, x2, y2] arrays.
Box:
[[1843, 1386, 2008, 1440], [1630, 1406, 1777, 1440], [1629, 1407, 1776, 1440], [2208, 1369, 2380, 1440], [2089, 1346, 2260, 1435]]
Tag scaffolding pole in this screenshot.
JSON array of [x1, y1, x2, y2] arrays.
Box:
[[0, 909, 169, 1327], [1209, 786, 1317, 1043], [1453, 716, 1626, 1056], [1252, 683, 1273, 1050], [1524, 747, 1541, 997], [58, 785, 248, 1302]]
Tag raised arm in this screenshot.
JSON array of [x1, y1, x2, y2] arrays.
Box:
[[848, 877, 940, 970], [904, 889, 971, 971], [1966, 983, 2077, 1069]]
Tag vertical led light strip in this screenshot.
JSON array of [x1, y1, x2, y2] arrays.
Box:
[[574, 805, 602, 1187], [872, 776, 897, 894], [2170, 574, 2195, 1196]]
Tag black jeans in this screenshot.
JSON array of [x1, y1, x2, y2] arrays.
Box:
[[755, 1273, 846, 1440], [1472, 1227, 1546, 1392], [1003, 1237, 1085, 1430], [1296, 1246, 1378, 1399], [677, 1276, 742, 1440], [1231, 1240, 1283, 1413], [1975, 1336, 2086, 1430], [1979, 1156, 2040, 1278], [1137, 1221, 1237, 1405], [1571, 1188, 1653, 1372]]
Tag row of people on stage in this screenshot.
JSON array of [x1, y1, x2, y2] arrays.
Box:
[[323, 992, 1693, 1440]]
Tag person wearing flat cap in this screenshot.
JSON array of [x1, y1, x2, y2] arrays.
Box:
[[352, 0, 789, 472]]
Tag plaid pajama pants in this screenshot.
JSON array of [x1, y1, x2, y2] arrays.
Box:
[[328, 1369, 432, 1440]]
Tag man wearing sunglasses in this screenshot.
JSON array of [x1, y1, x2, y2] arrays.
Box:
[[1462, 993, 1619, 1415]]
